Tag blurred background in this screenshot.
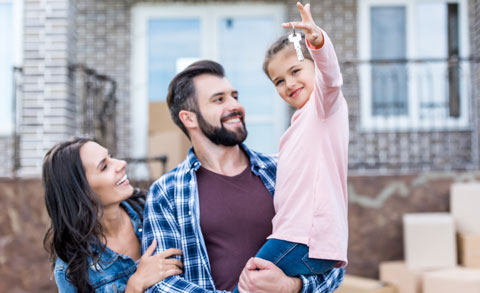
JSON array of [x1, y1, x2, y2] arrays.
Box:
[[1, 0, 480, 291]]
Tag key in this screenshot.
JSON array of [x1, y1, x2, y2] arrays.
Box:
[[288, 33, 304, 62]]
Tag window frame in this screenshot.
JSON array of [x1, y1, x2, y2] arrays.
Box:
[[0, 0, 23, 135], [357, 0, 470, 131], [130, 3, 287, 158]]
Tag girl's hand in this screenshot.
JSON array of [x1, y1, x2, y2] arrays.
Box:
[[125, 239, 183, 293], [282, 2, 325, 49]]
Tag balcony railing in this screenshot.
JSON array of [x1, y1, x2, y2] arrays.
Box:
[[342, 56, 479, 174]]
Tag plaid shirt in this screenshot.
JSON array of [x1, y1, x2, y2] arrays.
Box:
[[143, 144, 345, 292]]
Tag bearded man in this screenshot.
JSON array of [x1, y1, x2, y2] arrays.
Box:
[[142, 60, 344, 293]]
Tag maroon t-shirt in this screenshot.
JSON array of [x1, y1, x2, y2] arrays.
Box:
[[197, 164, 275, 291]]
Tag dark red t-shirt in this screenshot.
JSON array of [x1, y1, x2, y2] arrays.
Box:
[[197, 165, 275, 291]]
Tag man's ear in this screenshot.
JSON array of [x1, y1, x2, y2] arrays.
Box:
[[178, 110, 198, 130]]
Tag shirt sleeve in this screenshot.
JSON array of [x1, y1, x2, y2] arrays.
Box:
[[308, 30, 345, 119], [299, 267, 345, 293], [142, 180, 228, 293]]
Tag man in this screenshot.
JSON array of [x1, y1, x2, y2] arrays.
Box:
[[142, 60, 344, 292]]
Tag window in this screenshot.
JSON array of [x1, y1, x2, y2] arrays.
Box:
[[358, 0, 470, 131], [0, 0, 22, 134], [131, 3, 287, 158]]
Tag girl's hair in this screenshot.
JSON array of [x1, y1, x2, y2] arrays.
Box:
[[263, 33, 313, 79], [42, 137, 145, 293]]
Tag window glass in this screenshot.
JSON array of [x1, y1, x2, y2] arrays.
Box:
[[148, 19, 201, 102], [370, 6, 408, 116], [219, 16, 279, 153], [0, 3, 13, 131]]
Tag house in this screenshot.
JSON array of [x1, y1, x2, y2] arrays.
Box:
[[1, 0, 480, 286]]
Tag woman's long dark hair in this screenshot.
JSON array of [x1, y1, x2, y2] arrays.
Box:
[[42, 138, 145, 293]]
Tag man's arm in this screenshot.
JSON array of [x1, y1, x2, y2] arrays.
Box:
[[142, 180, 226, 293], [238, 258, 345, 293]]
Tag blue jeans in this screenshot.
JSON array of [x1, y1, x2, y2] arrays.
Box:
[[233, 239, 338, 292]]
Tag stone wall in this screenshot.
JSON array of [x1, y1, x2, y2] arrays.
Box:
[[0, 178, 55, 292], [3, 172, 480, 290]]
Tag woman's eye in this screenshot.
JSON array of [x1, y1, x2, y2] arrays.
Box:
[[292, 69, 300, 75], [101, 164, 107, 171]]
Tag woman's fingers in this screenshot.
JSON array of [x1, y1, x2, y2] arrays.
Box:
[[157, 248, 182, 258], [142, 239, 157, 258]]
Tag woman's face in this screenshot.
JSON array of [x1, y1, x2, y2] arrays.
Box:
[[80, 141, 133, 207]]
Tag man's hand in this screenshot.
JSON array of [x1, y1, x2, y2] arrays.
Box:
[[238, 257, 302, 293]]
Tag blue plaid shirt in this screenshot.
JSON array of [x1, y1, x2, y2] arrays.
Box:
[[142, 144, 344, 292]]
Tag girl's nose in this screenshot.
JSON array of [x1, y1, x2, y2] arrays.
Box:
[[286, 77, 296, 89]]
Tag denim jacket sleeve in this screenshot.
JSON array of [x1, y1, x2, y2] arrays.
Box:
[[54, 259, 77, 293]]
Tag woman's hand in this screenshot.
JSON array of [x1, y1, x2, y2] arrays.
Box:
[[282, 2, 325, 49], [125, 239, 183, 293]]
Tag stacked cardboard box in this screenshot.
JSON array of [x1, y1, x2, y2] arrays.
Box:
[[402, 213, 457, 270], [451, 183, 480, 269], [148, 101, 191, 177], [377, 182, 480, 293], [379, 261, 431, 293], [336, 275, 395, 293], [423, 267, 480, 293]]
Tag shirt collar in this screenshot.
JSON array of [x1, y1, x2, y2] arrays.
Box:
[[185, 143, 267, 172]]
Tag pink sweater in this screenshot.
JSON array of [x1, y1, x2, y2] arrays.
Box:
[[269, 31, 349, 266]]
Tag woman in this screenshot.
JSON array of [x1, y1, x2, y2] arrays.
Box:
[[43, 138, 183, 292]]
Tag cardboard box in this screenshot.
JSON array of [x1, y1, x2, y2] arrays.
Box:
[[423, 267, 480, 293], [336, 275, 396, 293], [450, 183, 480, 234], [403, 213, 457, 270], [149, 101, 178, 134], [380, 260, 433, 293], [458, 233, 480, 268], [148, 131, 191, 177]]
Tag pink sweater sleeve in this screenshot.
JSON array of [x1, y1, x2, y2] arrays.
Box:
[[308, 30, 344, 119]]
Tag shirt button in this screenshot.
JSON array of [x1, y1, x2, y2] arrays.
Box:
[[138, 228, 142, 232]]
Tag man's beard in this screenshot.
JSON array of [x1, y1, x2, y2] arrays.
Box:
[[196, 111, 247, 146]]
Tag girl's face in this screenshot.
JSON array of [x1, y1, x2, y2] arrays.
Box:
[[267, 47, 315, 109], [80, 141, 133, 207]]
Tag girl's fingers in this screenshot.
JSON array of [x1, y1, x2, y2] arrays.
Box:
[[281, 22, 313, 34], [297, 2, 310, 23]]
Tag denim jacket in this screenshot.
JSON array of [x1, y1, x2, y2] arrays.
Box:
[[54, 201, 143, 293]]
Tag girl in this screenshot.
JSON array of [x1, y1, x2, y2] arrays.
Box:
[[238, 2, 348, 290], [43, 138, 183, 292]]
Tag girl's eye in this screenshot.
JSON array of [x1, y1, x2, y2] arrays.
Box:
[[292, 69, 300, 75], [275, 80, 284, 86]]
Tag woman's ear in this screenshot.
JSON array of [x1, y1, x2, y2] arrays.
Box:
[[178, 110, 198, 130]]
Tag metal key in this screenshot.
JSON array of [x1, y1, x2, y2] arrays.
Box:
[[288, 32, 304, 62]]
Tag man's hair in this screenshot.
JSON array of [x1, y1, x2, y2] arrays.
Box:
[[263, 33, 313, 79], [166, 60, 225, 137]]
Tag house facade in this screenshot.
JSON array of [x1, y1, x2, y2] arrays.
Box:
[[1, 0, 480, 281]]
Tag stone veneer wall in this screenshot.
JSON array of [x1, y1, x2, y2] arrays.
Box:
[[3, 172, 480, 291]]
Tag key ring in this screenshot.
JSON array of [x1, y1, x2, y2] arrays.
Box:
[[291, 22, 296, 36]]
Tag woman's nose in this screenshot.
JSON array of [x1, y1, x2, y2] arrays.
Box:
[[114, 159, 127, 172]]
